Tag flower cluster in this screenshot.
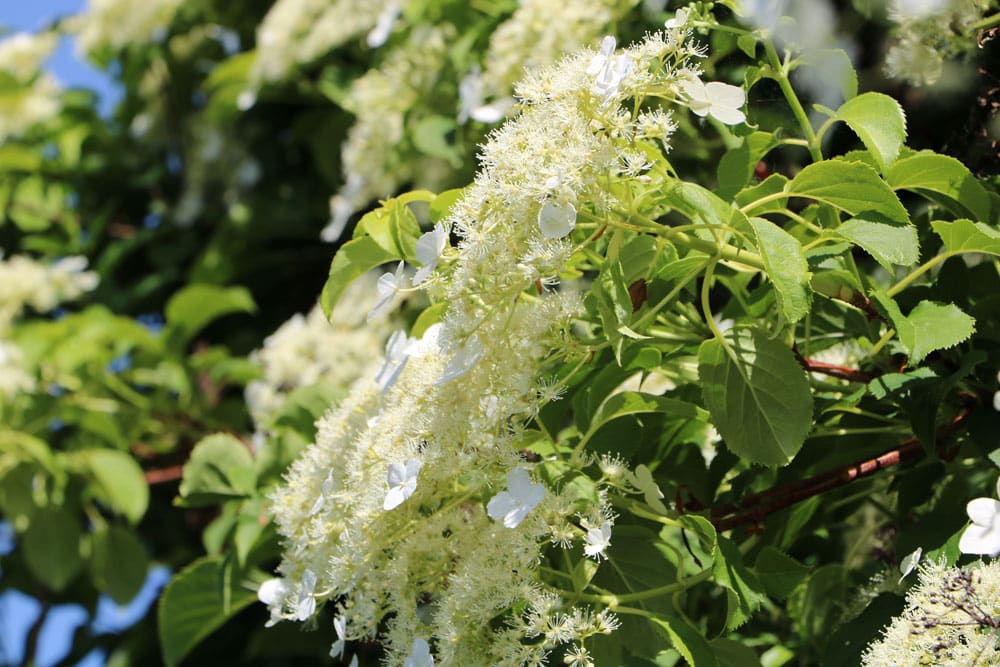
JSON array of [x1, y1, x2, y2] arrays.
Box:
[[862, 558, 1000, 666], [245, 272, 400, 434], [0, 32, 62, 140], [265, 28, 726, 665], [248, 0, 400, 88], [70, 0, 186, 54], [0, 255, 98, 333], [883, 0, 994, 86]]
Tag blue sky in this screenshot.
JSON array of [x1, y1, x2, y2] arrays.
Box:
[[0, 0, 121, 115]]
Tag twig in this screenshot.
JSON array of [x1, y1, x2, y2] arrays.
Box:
[[145, 464, 184, 485]]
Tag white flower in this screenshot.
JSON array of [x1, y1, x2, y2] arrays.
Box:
[[375, 330, 412, 392], [330, 615, 347, 659], [436, 334, 484, 385], [583, 521, 612, 559], [958, 478, 1000, 557], [295, 570, 317, 621], [538, 200, 577, 239], [664, 8, 689, 29], [487, 467, 546, 528], [366, 2, 401, 48], [403, 638, 434, 667], [413, 224, 448, 285], [678, 77, 746, 125], [629, 464, 668, 514], [384, 457, 422, 510], [257, 577, 290, 627], [898, 547, 922, 583], [458, 66, 513, 124], [586, 35, 631, 105], [368, 261, 407, 322]]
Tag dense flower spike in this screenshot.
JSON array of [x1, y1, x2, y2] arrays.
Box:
[[267, 28, 720, 664]]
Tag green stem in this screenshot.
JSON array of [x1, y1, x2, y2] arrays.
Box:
[[969, 11, 1000, 31], [559, 568, 712, 607], [886, 251, 956, 297], [866, 327, 896, 359], [764, 40, 822, 162]]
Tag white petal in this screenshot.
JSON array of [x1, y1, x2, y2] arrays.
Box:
[[416, 225, 447, 265], [436, 335, 484, 384], [384, 485, 407, 511], [486, 491, 518, 523], [705, 81, 746, 107], [709, 105, 746, 125], [470, 103, 506, 124], [538, 200, 577, 239], [966, 497, 1000, 526], [506, 467, 534, 496], [257, 577, 288, 606], [502, 504, 531, 529], [387, 462, 407, 487], [599, 35, 616, 57], [959, 522, 1000, 556], [295, 595, 316, 621]]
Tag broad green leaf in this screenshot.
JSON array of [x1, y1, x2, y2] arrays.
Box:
[[662, 180, 739, 230], [319, 235, 396, 319], [887, 153, 992, 222], [713, 535, 766, 630], [834, 93, 906, 171], [785, 161, 909, 224], [698, 328, 813, 466], [80, 449, 149, 524], [717, 131, 778, 200], [712, 638, 762, 667], [429, 188, 464, 223], [870, 292, 976, 364], [412, 115, 461, 167], [352, 195, 425, 260], [165, 284, 256, 350], [839, 213, 919, 269], [178, 434, 256, 506], [652, 615, 718, 667], [749, 217, 811, 322], [931, 219, 1000, 256], [583, 391, 709, 445], [91, 525, 148, 604], [23, 507, 84, 591], [789, 564, 849, 643], [754, 546, 809, 600], [735, 173, 788, 213], [411, 301, 448, 339], [158, 556, 258, 667]]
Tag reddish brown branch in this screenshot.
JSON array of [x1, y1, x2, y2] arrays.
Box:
[[701, 409, 970, 532], [799, 357, 874, 383], [145, 464, 184, 485]]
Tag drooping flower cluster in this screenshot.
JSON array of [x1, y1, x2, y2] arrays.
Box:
[[247, 0, 401, 88], [70, 0, 186, 54], [862, 558, 1000, 666], [0, 32, 62, 140], [883, 0, 994, 86], [265, 28, 727, 666], [245, 272, 400, 434]]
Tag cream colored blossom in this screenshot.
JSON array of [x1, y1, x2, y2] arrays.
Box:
[[71, 0, 185, 53]]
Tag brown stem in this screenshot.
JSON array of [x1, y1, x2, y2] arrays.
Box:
[[145, 464, 184, 485], [703, 409, 970, 532], [798, 356, 874, 383]]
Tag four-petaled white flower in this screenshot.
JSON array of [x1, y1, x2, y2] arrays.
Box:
[[538, 200, 577, 239], [959, 477, 1000, 557], [403, 638, 434, 667], [583, 521, 613, 560], [436, 334, 484, 385], [487, 467, 546, 528], [375, 330, 412, 392], [257, 577, 289, 627], [586, 36, 631, 105], [384, 457, 422, 511], [368, 261, 408, 323], [664, 8, 689, 29], [414, 224, 448, 285], [294, 570, 317, 621], [678, 77, 746, 125]]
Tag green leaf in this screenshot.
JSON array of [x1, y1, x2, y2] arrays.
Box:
[[785, 161, 909, 224], [165, 284, 256, 350], [319, 235, 397, 319], [352, 195, 425, 260], [870, 292, 976, 364], [932, 219, 1000, 256], [753, 546, 809, 600], [712, 638, 762, 667], [23, 507, 84, 591], [411, 115, 461, 167], [582, 391, 709, 445], [429, 188, 464, 223], [178, 434, 256, 506], [712, 535, 766, 630], [158, 556, 258, 667], [91, 525, 148, 604], [839, 213, 919, 269], [80, 449, 150, 524], [834, 93, 906, 171], [717, 132, 778, 200], [411, 301, 448, 339], [652, 615, 718, 667], [698, 328, 814, 466], [887, 153, 993, 222], [749, 217, 811, 322]]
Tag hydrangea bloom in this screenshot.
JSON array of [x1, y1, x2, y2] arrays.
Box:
[[958, 478, 1000, 557]]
